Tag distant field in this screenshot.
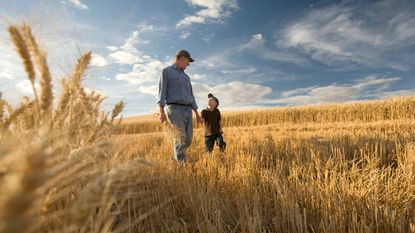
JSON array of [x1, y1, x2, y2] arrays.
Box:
[[116, 97, 415, 134], [122, 114, 157, 123]]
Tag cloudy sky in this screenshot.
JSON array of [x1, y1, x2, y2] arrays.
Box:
[[0, 0, 414, 116]]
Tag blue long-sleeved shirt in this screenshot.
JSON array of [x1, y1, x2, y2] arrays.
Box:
[[157, 64, 198, 110]]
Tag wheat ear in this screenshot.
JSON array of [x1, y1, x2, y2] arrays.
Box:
[[20, 25, 53, 119], [7, 26, 40, 115]]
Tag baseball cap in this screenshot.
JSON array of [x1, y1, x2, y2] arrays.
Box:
[[176, 49, 194, 62], [208, 93, 219, 106]]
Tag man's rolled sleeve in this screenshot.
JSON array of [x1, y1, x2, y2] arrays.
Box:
[[157, 69, 168, 107]]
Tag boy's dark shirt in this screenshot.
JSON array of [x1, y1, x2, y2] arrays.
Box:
[[201, 108, 221, 136]]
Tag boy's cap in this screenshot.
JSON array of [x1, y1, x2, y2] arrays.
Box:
[[176, 49, 194, 62], [208, 93, 219, 106]]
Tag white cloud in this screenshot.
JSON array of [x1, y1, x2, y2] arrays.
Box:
[[202, 33, 215, 43], [96, 76, 111, 81], [107, 24, 155, 65], [221, 67, 256, 74], [239, 33, 309, 64], [279, 7, 368, 66], [137, 22, 154, 33], [90, 53, 109, 67], [0, 60, 16, 80], [90, 23, 170, 97], [177, 0, 239, 28], [277, 1, 415, 69], [375, 89, 415, 98], [238, 33, 264, 50], [109, 51, 143, 65], [116, 60, 165, 86], [0, 38, 25, 81], [137, 85, 158, 96], [121, 23, 154, 49], [192, 81, 272, 107], [252, 33, 262, 41], [0, 67, 16, 80], [197, 54, 234, 70], [107, 46, 118, 52], [266, 75, 406, 105], [16, 80, 40, 95], [192, 74, 207, 80], [61, 0, 89, 10], [389, 12, 415, 42], [180, 32, 191, 39]]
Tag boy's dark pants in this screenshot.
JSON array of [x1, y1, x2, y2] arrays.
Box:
[[205, 133, 226, 153]]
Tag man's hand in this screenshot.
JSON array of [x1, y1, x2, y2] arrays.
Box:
[[159, 106, 167, 123], [196, 115, 204, 124], [159, 111, 167, 123], [193, 109, 204, 125]]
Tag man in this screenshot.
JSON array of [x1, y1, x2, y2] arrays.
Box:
[[157, 49, 203, 162]]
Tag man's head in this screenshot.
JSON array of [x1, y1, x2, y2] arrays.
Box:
[[207, 93, 219, 109], [175, 49, 194, 70]]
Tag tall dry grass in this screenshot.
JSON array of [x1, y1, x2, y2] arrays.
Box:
[[112, 118, 415, 233], [1, 23, 414, 233]]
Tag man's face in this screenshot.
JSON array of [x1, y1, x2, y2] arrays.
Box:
[[177, 56, 190, 69]]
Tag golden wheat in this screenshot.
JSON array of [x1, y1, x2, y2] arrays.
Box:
[[1, 23, 414, 233], [20, 25, 53, 118]]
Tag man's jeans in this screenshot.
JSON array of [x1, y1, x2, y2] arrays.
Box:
[[205, 133, 226, 153], [166, 105, 193, 162]]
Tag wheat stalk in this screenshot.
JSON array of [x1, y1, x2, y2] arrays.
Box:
[[110, 101, 125, 124], [20, 24, 53, 119], [0, 100, 5, 124], [3, 101, 34, 130], [7, 26, 40, 116], [54, 79, 72, 123], [70, 52, 91, 88], [68, 52, 92, 118]]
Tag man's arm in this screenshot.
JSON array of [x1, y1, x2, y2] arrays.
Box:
[[188, 80, 203, 123], [157, 69, 168, 123], [189, 80, 199, 111], [193, 108, 203, 124]]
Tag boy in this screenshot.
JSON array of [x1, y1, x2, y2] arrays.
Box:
[[201, 93, 226, 153]]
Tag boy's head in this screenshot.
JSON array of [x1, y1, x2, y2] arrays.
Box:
[[207, 93, 219, 109]]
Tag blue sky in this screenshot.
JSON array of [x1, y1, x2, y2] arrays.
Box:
[[0, 0, 414, 116]]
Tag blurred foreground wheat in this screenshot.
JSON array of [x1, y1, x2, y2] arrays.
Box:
[[0, 24, 145, 233]]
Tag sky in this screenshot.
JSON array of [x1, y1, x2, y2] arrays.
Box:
[[0, 0, 414, 116]]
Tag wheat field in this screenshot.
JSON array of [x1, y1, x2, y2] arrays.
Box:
[[1, 24, 415, 233]]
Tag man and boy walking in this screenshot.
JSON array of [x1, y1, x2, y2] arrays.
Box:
[[157, 49, 226, 163]]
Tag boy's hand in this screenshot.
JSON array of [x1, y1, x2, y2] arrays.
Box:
[[196, 115, 204, 124]]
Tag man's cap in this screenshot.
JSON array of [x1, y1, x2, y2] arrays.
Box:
[[208, 93, 219, 106], [176, 49, 194, 62]]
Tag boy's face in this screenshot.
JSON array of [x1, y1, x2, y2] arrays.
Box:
[[208, 97, 218, 108]]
